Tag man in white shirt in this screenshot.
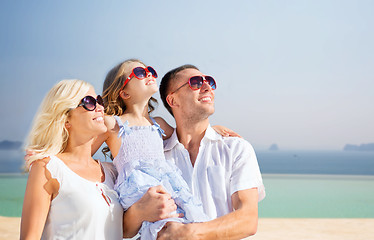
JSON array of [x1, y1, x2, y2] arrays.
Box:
[[123, 64, 265, 239], [157, 64, 265, 239]]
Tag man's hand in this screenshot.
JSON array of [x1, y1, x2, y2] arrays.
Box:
[[135, 185, 181, 223], [158, 189, 259, 240], [24, 149, 35, 163], [123, 185, 182, 238], [157, 222, 195, 240]]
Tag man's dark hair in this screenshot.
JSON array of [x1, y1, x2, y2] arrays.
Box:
[[159, 64, 199, 117]]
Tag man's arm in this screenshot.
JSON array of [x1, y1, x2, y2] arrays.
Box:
[[157, 188, 259, 240]]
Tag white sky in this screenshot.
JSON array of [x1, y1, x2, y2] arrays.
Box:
[[0, 0, 373, 150]]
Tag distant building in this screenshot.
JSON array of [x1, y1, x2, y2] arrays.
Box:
[[269, 144, 279, 151]]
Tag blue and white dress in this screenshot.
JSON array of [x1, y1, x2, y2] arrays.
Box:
[[113, 116, 208, 240]]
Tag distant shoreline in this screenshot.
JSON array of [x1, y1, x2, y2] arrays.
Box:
[[0, 140, 22, 150], [0, 173, 28, 177], [262, 173, 374, 179]]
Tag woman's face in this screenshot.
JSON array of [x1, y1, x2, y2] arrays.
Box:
[[67, 87, 107, 138]]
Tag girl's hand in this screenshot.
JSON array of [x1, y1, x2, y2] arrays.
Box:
[[212, 125, 242, 138]]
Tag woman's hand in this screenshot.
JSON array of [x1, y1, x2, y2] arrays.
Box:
[[212, 125, 242, 138]]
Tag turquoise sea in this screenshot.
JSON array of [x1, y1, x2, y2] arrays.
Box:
[[1, 150, 374, 218]]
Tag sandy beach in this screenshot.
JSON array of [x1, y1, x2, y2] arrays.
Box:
[[251, 218, 374, 240], [2, 217, 373, 240], [0, 216, 21, 240]]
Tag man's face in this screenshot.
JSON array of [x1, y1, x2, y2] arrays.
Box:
[[170, 68, 215, 120]]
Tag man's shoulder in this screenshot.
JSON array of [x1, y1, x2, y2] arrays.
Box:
[[217, 134, 253, 148]]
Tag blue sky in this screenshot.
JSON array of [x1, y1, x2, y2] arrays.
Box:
[[0, 0, 373, 150]]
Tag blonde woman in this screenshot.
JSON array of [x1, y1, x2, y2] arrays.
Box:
[[20, 79, 124, 239]]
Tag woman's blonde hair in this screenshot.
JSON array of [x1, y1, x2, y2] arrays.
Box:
[[25, 79, 92, 167], [102, 59, 158, 116]]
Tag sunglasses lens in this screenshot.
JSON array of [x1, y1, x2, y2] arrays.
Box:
[[147, 66, 158, 78], [96, 95, 104, 106], [205, 76, 216, 90], [133, 67, 147, 79], [189, 76, 203, 90], [82, 96, 96, 111]]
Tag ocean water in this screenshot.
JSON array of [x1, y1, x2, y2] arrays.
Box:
[[259, 174, 374, 218], [1, 150, 374, 218], [256, 150, 374, 175], [0, 174, 28, 217]]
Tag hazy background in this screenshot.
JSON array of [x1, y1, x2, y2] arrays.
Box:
[[1, 0, 373, 151]]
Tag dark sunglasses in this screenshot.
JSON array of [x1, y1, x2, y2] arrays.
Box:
[[122, 66, 158, 89], [170, 75, 216, 95], [77, 95, 104, 111]]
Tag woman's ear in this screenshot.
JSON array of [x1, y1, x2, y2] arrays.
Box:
[[119, 90, 130, 100], [65, 120, 71, 129]]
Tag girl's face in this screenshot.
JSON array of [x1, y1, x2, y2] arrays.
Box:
[[67, 87, 107, 138], [122, 62, 158, 100]]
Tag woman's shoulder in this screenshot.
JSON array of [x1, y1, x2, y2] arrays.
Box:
[[28, 156, 59, 184], [29, 156, 52, 171]]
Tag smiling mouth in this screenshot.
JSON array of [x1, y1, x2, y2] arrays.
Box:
[[93, 116, 104, 122], [199, 96, 213, 102], [146, 79, 156, 85]]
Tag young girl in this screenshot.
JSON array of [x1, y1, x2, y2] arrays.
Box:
[[92, 59, 234, 239]]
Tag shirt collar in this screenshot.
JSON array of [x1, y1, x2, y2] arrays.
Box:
[[204, 124, 223, 141], [163, 124, 222, 151]]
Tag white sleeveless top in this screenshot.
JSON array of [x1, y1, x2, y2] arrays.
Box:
[[41, 156, 123, 240]]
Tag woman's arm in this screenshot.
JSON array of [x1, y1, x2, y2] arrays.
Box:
[[91, 115, 115, 156], [91, 132, 108, 156], [212, 125, 242, 138], [153, 117, 241, 139], [20, 158, 59, 239]]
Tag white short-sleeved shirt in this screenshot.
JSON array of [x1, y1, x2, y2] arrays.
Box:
[[163, 125, 266, 219], [40, 156, 123, 240]]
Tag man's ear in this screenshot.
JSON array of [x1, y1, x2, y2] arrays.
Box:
[[119, 90, 130, 100], [166, 94, 179, 109]]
